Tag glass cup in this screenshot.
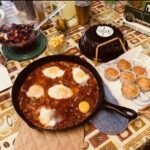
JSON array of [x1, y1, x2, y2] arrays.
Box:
[[23, 1, 36, 20], [54, 17, 68, 33], [74, 0, 91, 25], [14, 1, 24, 11], [47, 32, 68, 54], [34, 1, 48, 30]]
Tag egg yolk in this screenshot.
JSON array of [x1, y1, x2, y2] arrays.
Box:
[[49, 67, 58, 74], [78, 101, 90, 113], [59, 87, 68, 97], [77, 71, 85, 78]]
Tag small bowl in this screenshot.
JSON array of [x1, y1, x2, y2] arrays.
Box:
[[0, 24, 40, 50], [47, 32, 67, 54], [0, 30, 40, 49]]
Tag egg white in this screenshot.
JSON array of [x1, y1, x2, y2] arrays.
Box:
[[26, 85, 44, 99], [38, 107, 57, 126], [42, 66, 64, 79], [48, 84, 73, 99], [72, 67, 89, 85], [47, 118, 58, 127]]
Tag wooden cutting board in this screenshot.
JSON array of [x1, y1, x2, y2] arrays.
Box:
[[14, 121, 88, 150]]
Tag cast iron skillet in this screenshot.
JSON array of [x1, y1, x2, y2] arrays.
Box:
[[12, 55, 137, 130]]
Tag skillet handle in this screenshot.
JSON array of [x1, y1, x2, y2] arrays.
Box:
[[102, 100, 138, 120]]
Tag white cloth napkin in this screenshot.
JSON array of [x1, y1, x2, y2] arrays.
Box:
[[95, 46, 150, 112], [84, 46, 150, 112], [0, 64, 12, 92]]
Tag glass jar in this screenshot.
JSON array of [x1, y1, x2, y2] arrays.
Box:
[[34, 1, 48, 30], [23, 1, 36, 20]]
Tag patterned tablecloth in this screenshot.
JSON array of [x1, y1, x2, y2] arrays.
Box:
[[0, 1, 150, 150]]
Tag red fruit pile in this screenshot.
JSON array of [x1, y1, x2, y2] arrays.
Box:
[[0, 24, 36, 44]]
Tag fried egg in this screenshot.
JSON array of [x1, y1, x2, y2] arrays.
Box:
[[42, 66, 64, 79], [72, 68, 89, 85], [26, 85, 44, 98], [38, 107, 57, 126], [48, 84, 73, 99]]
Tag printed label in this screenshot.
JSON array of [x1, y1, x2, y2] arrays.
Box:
[[96, 26, 114, 37]]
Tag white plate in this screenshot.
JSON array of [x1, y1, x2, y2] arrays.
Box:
[[0, 64, 12, 92]]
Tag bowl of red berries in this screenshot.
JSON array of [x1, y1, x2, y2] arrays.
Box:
[[0, 23, 40, 49]]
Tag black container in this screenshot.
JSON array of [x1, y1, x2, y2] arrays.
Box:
[[79, 24, 128, 62]]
